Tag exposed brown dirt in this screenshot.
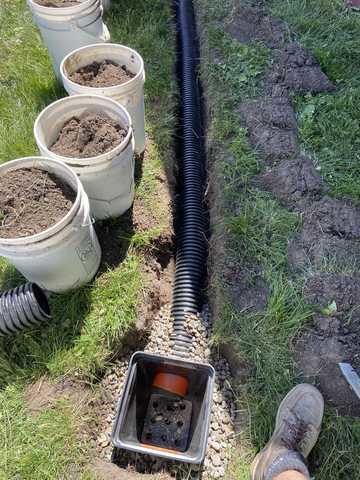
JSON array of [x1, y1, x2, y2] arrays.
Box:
[[24, 376, 91, 415], [295, 274, 360, 416], [223, 265, 268, 314], [202, 0, 358, 417], [225, 4, 288, 49], [238, 97, 299, 163], [51, 113, 127, 158], [0, 168, 75, 239], [253, 156, 327, 210], [288, 197, 360, 272], [265, 43, 336, 96], [35, 0, 80, 6], [69, 60, 135, 88], [90, 459, 171, 480]]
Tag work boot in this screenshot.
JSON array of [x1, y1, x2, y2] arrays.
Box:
[[251, 384, 324, 480]]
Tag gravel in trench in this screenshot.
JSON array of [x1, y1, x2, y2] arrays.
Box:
[[95, 304, 236, 479]]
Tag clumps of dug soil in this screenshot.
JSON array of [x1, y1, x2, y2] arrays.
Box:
[[288, 197, 360, 272], [69, 60, 135, 88], [238, 97, 299, 163], [225, 4, 288, 49], [0, 168, 75, 239], [295, 273, 360, 416], [50, 113, 128, 158], [253, 155, 327, 210], [265, 43, 336, 96], [35, 0, 80, 7]]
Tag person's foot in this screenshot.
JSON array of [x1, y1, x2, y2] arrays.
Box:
[[251, 384, 324, 480]]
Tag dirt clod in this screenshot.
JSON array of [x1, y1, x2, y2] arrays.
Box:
[[295, 314, 360, 416], [265, 43, 336, 96], [69, 60, 135, 88], [226, 5, 288, 49], [288, 197, 360, 272], [35, 0, 80, 6], [51, 113, 127, 158], [239, 96, 299, 163], [253, 156, 327, 210], [0, 168, 75, 239], [304, 274, 360, 314]]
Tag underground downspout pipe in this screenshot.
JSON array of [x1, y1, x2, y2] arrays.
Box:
[[171, 0, 207, 356], [0, 283, 51, 335]]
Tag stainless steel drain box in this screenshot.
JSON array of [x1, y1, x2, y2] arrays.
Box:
[[111, 351, 215, 464]]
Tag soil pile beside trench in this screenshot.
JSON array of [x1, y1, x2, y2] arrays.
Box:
[[51, 113, 128, 158], [0, 168, 75, 239], [216, 0, 360, 416], [69, 61, 135, 88]]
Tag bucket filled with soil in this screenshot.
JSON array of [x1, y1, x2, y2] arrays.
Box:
[[0, 157, 101, 293], [27, 0, 110, 79], [60, 43, 146, 154], [34, 94, 135, 220]]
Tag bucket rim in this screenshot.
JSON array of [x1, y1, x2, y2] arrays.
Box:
[[34, 94, 134, 166], [27, 0, 98, 15], [0, 157, 83, 246], [60, 43, 145, 93]]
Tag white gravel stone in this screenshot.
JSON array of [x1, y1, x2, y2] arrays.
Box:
[[94, 304, 236, 479]]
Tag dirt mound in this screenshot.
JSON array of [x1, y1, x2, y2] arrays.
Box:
[[265, 43, 335, 96], [253, 156, 327, 210], [304, 274, 360, 314], [225, 5, 288, 49], [239, 96, 298, 163], [51, 113, 128, 158], [69, 60, 135, 88], [35, 0, 80, 6], [0, 168, 75, 239], [25, 376, 90, 415], [90, 459, 171, 480], [288, 197, 360, 272], [295, 314, 360, 416], [289, 229, 360, 273], [296, 274, 360, 415]]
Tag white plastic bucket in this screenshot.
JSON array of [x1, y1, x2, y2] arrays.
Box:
[[0, 157, 101, 293], [60, 43, 146, 154], [34, 94, 135, 220], [27, 0, 110, 79]]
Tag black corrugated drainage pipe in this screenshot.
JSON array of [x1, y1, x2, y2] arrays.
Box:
[[171, 0, 207, 357], [0, 283, 51, 335]]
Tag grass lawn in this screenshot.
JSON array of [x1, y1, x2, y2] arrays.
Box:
[[0, 0, 175, 478], [196, 0, 360, 478]]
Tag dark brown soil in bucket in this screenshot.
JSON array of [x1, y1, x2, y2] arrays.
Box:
[[50, 113, 128, 158], [69, 61, 135, 88], [35, 0, 81, 7], [0, 168, 75, 239]]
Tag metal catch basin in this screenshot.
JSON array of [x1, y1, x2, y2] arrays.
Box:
[[111, 351, 215, 464]]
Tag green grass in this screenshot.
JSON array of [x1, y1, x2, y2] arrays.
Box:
[[270, 0, 360, 202], [0, 0, 175, 477], [196, 0, 360, 478]]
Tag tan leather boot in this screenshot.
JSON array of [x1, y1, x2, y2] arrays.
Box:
[[251, 384, 324, 480]]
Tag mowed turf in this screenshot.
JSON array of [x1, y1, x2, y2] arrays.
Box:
[[0, 0, 175, 478], [196, 0, 360, 478]]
